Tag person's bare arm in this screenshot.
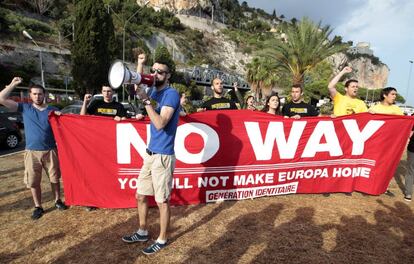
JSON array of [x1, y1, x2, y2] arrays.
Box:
[[0, 77, 22, 112], [136, 53, 146, 74], [145, 104, 176, 130], [328, 67, 352, 99], [80, 94, 92, 115]]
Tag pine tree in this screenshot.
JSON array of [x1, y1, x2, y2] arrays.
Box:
[[71, 0, 117, 96]]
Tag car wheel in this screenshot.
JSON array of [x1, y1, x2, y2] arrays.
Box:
[[6, 133, 19, 148]]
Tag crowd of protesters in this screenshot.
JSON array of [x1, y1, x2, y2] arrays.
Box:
[[1, 56, 413, 255]]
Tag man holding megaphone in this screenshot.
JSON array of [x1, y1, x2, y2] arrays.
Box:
[[121, 53, 181, 255]]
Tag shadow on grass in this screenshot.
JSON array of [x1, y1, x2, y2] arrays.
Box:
[[53, 216, 139, 263], [0, 190, 54, 214], [169, 201, 238, 243], [0, 233, 66, 263], [181, 200, 414, 264], [0, 187, 26, 199]]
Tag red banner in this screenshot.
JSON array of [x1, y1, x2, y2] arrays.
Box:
[[49, 111, 414, 208]]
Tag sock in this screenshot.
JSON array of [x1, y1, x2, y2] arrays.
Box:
[[156, 238, 167, 245], [137, 229, 148, 236]]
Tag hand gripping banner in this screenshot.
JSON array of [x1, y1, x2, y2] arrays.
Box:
[[49, 111, 414, 208]]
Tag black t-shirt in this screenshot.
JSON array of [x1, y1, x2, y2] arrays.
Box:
[[87, 100, 126, 117], [282, 101, 319, 117], [201, 97, 237, 110]]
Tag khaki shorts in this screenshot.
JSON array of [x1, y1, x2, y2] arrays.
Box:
[[24, 149, 61, 188], [136, 153, 176, 203]]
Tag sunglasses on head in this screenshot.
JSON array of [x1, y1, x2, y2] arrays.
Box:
[[150, 68, 168, 74]]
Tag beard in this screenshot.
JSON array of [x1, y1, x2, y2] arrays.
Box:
[[155, 79, 166, 87]]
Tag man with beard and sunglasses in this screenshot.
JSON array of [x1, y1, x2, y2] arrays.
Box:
[[122, 55, 180, 255], [0, 77, 67, 220], [197, 78, 238, 111]]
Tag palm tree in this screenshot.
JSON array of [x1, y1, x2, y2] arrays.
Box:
[[269, 17, 349, 85], [246, 57, 280, 101]]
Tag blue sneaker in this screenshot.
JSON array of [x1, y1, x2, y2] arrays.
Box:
[[142, 241, 167, 255], [122, 232, 149, 243]]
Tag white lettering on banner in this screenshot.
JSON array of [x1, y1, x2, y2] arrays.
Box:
[[342, 120, 384, 155], [117, 124, 150, 164], [174, 123, 220, 164], [279, 168, 329, 182], [332, 167, 371, 178], [172, 177, 193, 189], [244, 121, 307, 160], [118, 177, 139, 189], [116, 119, 385, 164], [233, 173, 274, 186], [302, 121, 343, 157], [206, 182, 298, 202], [198, 176, 230, 188]]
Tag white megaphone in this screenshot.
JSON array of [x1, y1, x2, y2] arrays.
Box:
[[108, 60, 155, 89]]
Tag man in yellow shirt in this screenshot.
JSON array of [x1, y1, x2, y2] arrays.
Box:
[[328, 66, 367, 116], [369, 87, 403, 197], [369, 87, 403, 115]]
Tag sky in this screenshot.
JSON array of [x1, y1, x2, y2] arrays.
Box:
[[245, 0, 414, 106]]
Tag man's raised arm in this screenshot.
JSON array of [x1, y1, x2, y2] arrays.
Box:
[[0, 77, 22, 112], [328, 67, 352, 99]]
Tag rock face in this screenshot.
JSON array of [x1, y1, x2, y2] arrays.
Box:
[[0, 41, 71, 86], [328, 53, 389, 89], [136, 0, 212, 12]]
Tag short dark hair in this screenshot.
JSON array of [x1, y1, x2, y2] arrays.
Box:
[[153, 62, 170, 73], [379, 87, 397, 101], [211, 78, 221, 86], [291, 84, 303, 92], [29, 84, 45, 93], [345, 79, 358, 88]]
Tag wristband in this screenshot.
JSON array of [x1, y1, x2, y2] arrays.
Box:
[[142, 99, 151, 106]]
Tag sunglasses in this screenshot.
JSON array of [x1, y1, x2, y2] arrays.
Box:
[[150, 68, 168, 75]]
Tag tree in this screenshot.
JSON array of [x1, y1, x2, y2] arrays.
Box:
[[269, 17, 349, 85], [272, 9, 277, 19], [71, 0, 117, 96], [246, 57, 280, 100], [25, 0, 53, 15]]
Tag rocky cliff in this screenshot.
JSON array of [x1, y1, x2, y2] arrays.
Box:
[[329, 53, 389, 89], [136, 0, 212, 13]]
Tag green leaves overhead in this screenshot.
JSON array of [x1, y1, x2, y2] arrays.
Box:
[[269, 17, 349, 84]]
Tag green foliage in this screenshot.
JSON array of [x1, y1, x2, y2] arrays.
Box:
[[0, 61, 37, 87], [246, 57, 282, 100], [302, 61, 334, 100], [243, 19, 271, 33], [154, 45, 175, 74], [345, 51, 383, 66], [71, 0, 117, 96], [172, 82, 203, 113], [0, 7, 55, 38], [267, 17, 349, 84]]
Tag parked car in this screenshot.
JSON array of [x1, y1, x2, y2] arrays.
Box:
[[0, 115, 22, 149], [0, 106, 24, 128], [61, 104, 82, 114], [122, 102, 139, 118]]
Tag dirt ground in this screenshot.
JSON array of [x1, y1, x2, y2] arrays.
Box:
[[0, 152, 413, 264]]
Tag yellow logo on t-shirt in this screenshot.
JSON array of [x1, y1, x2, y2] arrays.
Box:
[[211, 103, 231, 109], [291, 108, 308, 114], [97, 108, 117, 115]]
